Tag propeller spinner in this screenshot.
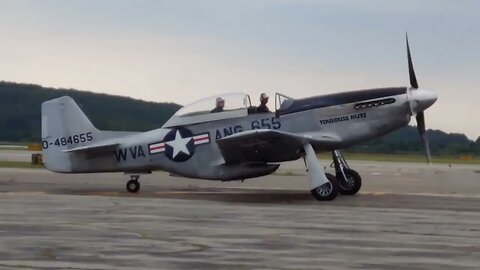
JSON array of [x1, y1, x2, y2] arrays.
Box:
[[405, 34, 437, 164]]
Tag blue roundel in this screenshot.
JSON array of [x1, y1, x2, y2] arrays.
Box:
[[163, 127, 196, 162]]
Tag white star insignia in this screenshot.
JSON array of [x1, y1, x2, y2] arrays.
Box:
[[166, 130, 191, 158]]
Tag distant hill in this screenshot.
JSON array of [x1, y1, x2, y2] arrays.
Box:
[[0, 81, 181, 142], [1, 81, 479, 155], [350, 126, 480, 155]]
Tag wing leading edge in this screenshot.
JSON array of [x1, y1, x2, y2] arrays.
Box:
[[216, 129, 340, 164]]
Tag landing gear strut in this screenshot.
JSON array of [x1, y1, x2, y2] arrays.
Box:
[[303, 144, 339, 201], [332, 150, 362, 195], [126, 175, 140, 193]]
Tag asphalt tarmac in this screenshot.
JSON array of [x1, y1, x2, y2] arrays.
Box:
[[1, 159, 480, 269]]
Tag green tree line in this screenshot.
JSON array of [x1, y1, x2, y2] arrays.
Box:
[[0, 81, 180, 142]]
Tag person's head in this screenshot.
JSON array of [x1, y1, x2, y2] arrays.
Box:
[[260, 93, 269, 104], [216, 97, 225, 109]]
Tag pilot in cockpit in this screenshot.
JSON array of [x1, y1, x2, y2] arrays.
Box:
[[211, 97, 225, 113], [256, 93, 270, 113]]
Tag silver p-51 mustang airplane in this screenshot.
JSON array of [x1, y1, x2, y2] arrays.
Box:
[[41, 36, 437, 201]]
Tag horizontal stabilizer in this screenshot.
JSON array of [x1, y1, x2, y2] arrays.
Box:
[[63, 140, 119, 154]]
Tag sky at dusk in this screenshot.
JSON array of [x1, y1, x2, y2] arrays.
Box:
[[0, 0, 479, 138]]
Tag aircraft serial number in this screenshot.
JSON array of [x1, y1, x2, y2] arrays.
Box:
[[215, 117, 281, 139], [41, 132, 93, 149], [251, 117, 281, 130]]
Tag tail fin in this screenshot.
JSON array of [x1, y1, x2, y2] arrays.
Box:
[[41, 96, 99, 172]]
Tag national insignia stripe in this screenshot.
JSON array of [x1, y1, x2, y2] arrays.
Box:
[[193, 133, 210, 145], [148, 142, 165, 154]]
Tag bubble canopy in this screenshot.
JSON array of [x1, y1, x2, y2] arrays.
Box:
[[162, 93, 252, 128]]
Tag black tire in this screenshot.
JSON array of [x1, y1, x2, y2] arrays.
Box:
[[337, 168, 362, 195], [126, 180, 140, 193], [310, 173, 339, 201]]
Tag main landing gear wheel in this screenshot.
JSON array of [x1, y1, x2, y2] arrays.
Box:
[[331, 150, 362, 196], [126, 175, 140, 193], [337, 168, 362, 195], [310, 173, 339, 201]]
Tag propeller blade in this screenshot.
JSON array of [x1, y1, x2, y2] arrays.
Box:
[[406, 33, 419, 89], [416, 112, 432, 164]]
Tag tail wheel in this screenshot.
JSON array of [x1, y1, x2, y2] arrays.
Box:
[[338, 168, 362, 195], [126, 180, 140, 193], [311, 173, 339, 201]]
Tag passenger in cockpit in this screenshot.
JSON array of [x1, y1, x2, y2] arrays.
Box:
[[211, 97, 225, 113]]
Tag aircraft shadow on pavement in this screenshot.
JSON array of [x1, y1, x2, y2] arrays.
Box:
[[59, 187, 320, 204], [51, 187, 480, 211]]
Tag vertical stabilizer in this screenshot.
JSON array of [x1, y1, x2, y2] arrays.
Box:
[[41, 96, 99, 172]]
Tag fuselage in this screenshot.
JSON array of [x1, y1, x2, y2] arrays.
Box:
[[68, 87, 415, 180]]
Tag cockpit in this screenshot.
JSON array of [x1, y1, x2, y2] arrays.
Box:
[[162, 92, 294, 128], [174, 93, 251, 117]]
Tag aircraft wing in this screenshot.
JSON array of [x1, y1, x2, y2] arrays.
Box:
[[216, 129, 340, 164]]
